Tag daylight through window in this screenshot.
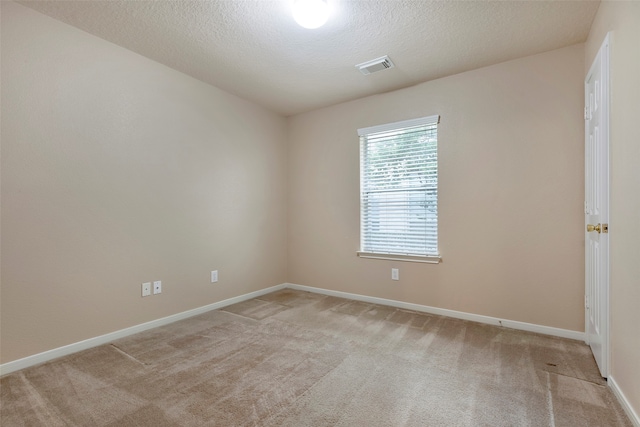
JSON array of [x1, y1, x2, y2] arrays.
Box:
[[358, 115, 440, 262]]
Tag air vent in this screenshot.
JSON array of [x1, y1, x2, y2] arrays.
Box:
[[356, 56, 395, 75]]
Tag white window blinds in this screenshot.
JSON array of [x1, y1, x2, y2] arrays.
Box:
[[358, 115, 439, 258]]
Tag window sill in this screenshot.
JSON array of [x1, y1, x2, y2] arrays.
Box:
[[357, 251, 442, 264]]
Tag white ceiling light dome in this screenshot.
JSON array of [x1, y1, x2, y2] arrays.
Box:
[[292, 0, 330, 29]]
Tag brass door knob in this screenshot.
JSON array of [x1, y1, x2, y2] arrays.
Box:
[[587, 224, 601, 233]]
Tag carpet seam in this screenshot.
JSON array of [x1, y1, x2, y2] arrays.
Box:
[[109, 344, 150, 367], [542, 369, 607, 387]]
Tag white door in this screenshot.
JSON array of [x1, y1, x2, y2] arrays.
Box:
[[585, 34, 610, 378]]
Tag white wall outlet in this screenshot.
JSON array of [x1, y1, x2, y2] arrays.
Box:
[[211, 270, 218, 283], [391, 268, 399, 281], [142, 282, 151, 297], [153, 280, 162, 295]]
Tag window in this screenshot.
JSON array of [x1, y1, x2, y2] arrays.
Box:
[[357, 115, 440, 263]]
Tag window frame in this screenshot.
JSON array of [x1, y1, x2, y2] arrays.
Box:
[[357, 115, 441, 264]]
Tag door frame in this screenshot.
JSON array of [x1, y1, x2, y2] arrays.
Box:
[[584, 32, 610, 378]]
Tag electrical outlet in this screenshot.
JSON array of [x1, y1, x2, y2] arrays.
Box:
[[211, 270, 218, 283], [142, 282, 151, 297], [153, 280, 162, 295], [391, 268, 399, 281]]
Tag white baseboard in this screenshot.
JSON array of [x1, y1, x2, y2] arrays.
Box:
[[6, 281, 634, 422], [285, 283, 585, 341], [0, 283, 286, 376], [609, 375, 640, 427], [0, 282, 587, 376]]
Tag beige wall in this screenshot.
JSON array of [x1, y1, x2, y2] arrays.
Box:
[[586, 1, 640, 418], [288, 44, 585, 332], [4, 3, 630, 405], [0, 2, 288, 363]]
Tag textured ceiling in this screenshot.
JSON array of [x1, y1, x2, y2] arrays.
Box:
[[18, 0, 600, 116]]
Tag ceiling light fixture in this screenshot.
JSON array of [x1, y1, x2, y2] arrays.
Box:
[[292, 0, 330, 29]]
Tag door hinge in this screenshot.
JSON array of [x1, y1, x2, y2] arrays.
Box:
[[585, 295, 589, 310], [584, 106, 588, 121]]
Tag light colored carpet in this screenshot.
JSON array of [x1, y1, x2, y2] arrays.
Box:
[[0, 289, 632, 426]]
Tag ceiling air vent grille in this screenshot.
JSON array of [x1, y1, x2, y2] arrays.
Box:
[[356, 56, 395, 75]]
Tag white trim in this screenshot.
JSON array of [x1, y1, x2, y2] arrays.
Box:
[[609, 376, 640, 427], [357, 114, 440, 136], [285, 283, 585, 341], [0, 281, 588, 377], [0, 284, 286, 376], [357, 251, 441, 264], [3, 282, 634, 423]]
